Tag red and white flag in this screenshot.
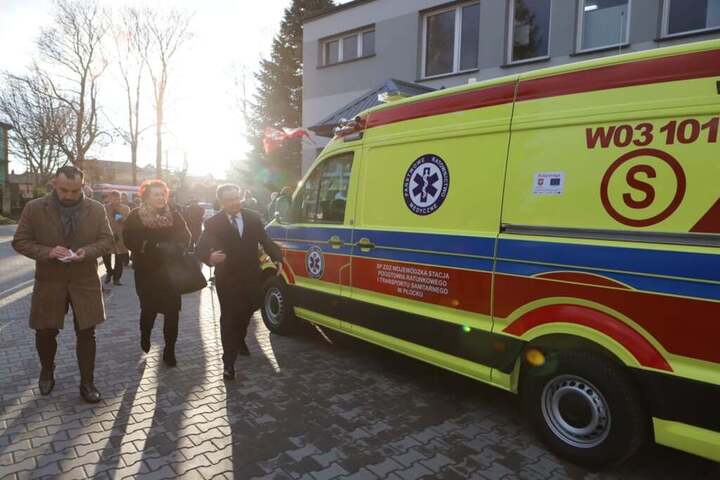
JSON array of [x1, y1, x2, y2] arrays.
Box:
[[263, 127, 312, 154]]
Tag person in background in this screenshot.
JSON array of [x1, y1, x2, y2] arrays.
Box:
[[121, 193, 138, 266], [266, 191, 279, 222], [123, 180, 191, 367], [196, 184, 283, 381], [274, 186, 293, 221], [12, 165, 113, 403], [184, 198, 205, 250], [121, 192, 137, 211], [103, 190, 131, 286], [241, 189, 260, 214]]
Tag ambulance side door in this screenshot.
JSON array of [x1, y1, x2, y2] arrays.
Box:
[[284, 151, 357, 329]]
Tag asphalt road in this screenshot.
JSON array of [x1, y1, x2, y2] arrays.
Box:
[[0, 225, 35, 304]]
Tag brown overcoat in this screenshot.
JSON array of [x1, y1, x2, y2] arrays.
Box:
[[12, 194, 114, 330], [105, 203, 131, 254]]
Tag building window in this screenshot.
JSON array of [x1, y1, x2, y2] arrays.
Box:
[[509, 0, 551, 63], [325, 40, 339, 64], [422, 2, 480, 78], [321, 27, 375, 66], [362, 30, 375, 57], [577, 0, 630, 52], [662, 0, 720, 37]]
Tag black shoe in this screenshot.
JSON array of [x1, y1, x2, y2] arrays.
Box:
[[39, 367, 55, 396], [80, 383, 102, 403], [238, 342, 250, 356], [104, 274, 113, 284], [223, 366, 235, 381], [141, 331, 151, 353], [163, 347, 177, 367]]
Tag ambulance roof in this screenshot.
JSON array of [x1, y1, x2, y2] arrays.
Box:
[[359, 39, 720, 120]]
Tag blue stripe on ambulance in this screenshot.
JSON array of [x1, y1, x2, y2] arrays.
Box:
[[267, 226, 720, 302]]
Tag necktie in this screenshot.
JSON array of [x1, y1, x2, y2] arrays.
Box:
[[230, 214, 241, 236]]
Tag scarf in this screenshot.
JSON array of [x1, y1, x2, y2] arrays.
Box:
[[51, 191, 84, 238], [138, 204, 174, 229]]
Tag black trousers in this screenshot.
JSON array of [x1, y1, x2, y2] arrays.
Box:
[[103, 253, 128, 282], [35, 300, 96, 384], [216, 283, 254, 367], [140, 309, 179, 347]]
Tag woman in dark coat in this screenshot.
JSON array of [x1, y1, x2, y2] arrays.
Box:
[[124, 179, 191, 366]]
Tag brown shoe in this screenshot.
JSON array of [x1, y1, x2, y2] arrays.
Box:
[[80, 383, 102, 403]]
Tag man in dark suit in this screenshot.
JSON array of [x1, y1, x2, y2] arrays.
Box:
[[196, 184, 283, 380]]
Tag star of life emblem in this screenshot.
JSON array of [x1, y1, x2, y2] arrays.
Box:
[[403, 154, 450, 215], [305, 246, 324, 279]]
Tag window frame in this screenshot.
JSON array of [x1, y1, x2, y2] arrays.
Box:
[[293, 153, 354, 225], [660, 0, 720, 39], [320, 27, 376, 67], [506, 0, 553, 65], [421, 1, 481, 80], [575, 0, 632, 54]]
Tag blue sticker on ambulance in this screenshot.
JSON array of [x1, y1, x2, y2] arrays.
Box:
[[305, 246, 324, 279], [403, 154, 450, 215]]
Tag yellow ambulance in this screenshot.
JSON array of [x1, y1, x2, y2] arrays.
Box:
[[261, 39, 720, 466]]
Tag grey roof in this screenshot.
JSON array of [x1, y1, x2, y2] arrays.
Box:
[[303, 0, 378, 24], [309, 79, 435, 136]]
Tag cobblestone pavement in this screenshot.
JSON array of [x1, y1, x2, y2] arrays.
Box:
[[1, 258, 719, 479]]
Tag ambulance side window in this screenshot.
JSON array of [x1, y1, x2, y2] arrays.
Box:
[[295, 153, 353, 224]]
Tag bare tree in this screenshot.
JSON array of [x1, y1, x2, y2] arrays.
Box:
[[110, 6, 149, 186], [0, 69, 70, 183], [143, 8, 192, 178], [229, 62, 252, 127], [36, 0, 109, 169]]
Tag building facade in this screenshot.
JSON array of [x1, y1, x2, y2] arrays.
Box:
[[302, 0, 720, 172]]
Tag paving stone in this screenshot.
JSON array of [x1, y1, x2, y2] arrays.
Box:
[[393, 448, 428, 468], [396, 463, 433, 480], [420, 453, 454, 473], [310, 462, 348, 480], [339, 468, 379, 480], [366, 458, 404, 478]]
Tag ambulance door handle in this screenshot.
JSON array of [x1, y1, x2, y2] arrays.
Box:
[[327, 235, 344, 249], [356, 237, 375, 252]]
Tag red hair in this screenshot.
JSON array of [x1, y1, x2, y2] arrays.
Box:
[[139, 179, 169, 201]]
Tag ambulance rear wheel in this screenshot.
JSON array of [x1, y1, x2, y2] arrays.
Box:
[[521, 350, 648, 468], [261, 276, 297, 335]]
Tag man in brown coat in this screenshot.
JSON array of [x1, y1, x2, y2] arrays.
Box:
[[12, 166, 113, 403], [102, 190, 131, 285]]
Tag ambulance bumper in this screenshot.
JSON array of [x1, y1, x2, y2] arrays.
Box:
[[633, 369, 720, 461]]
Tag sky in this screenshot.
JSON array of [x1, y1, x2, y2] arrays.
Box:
[[0, 0, 304, 178]]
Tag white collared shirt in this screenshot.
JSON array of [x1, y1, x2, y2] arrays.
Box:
[[226, 211, 244, 237]]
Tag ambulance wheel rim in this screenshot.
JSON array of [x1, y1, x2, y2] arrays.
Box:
[[541, 375, 611, 449], [264, 287, 284, 327]]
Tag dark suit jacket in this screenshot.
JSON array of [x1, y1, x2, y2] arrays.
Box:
[[196, 209, 282, 307]]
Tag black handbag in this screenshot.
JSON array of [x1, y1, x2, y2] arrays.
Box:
[[162, 246, 207, 295]]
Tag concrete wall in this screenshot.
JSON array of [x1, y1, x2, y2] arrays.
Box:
[[302, 0, 720, 172]]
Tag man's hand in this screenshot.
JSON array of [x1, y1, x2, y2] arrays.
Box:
[[71, 248, 86, 262], [49, 246, 71, 259], [274, 260, 284, 277], [208, 250, 226, 266]]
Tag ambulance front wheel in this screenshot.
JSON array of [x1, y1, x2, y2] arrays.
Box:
[[261, 276, 297, 335], [521, 350, 648, 468]]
